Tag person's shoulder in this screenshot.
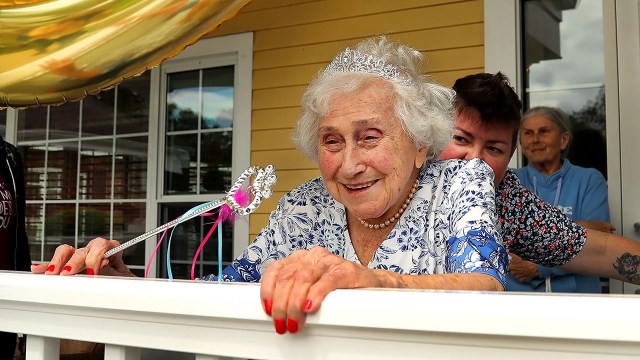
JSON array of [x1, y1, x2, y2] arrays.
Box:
[[565, 161, 607, 182], [429, 158, 491, 172], [426, 158, 494, 182], [281, 177, 330, 204]]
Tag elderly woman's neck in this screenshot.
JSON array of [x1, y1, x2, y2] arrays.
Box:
[[530, 158, 563, 176]]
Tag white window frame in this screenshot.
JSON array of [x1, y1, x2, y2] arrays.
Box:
[[145, 33, 253, 277], [484, 0, 523, 170]]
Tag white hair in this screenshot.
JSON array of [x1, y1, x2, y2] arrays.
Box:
[[292, 36, 455, 163]]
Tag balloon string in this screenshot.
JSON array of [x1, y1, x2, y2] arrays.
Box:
[[164, 202, 220, 280], [145, 226, 170, 279], [218, 220, 223, 283], [190, 212, 221, 281], [145, 188, 250, 280]]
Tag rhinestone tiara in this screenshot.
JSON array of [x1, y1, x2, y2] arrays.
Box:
[[323, 48, 414, 86]]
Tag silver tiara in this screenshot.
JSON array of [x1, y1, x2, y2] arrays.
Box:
[[323, 48, 414, 86]]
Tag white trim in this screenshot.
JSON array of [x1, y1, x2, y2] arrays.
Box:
[[3, 271, 640, 359], [4, 107, 18, 143], [484, 0, 523, 169]]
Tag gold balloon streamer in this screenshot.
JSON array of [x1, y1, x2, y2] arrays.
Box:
[[0, 0, 251, 108]]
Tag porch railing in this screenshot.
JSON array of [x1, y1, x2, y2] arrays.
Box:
[[1, 270, 639, 359]]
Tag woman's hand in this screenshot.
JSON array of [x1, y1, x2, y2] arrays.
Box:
[[508, 252, 539, 283], [260, 246, 382, 335], [30, 237, 134, 277]]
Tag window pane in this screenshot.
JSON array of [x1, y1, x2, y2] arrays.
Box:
[[158, 203, 234, 279], [20, 145, 46, 200], [114, 136, 147, 199], [117, 71, 150, 134], [82, 88, 115, 137], [201, 131, 232, 193], [26, 203, 44, 261], [523, 0, 607, 177], [46, 142, 78, 200], [44, 203, 76, 259], [202, 66, 234, 130], [17, 106, 47, 142], [50, 101, 80, 139], [77, 203, 111, 245], [167, 70, 200, 132], [164, 133, 197, 194], [79, 139, 113, 200], [113, 202, 146, 266]]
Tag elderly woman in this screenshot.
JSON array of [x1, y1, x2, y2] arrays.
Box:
[[32, 37, 507, 334], [438, 73, 640, 293], [508, 106, 610, 293]]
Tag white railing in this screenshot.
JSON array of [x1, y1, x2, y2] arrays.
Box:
[[1, 270, 640, 359]]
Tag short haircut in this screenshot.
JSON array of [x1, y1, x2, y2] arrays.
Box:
[[521, 106, 573, 155], [452, 72, 522, 150]]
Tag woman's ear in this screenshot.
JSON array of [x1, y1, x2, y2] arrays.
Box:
[[415, 147, 429, 168], [560, 132, 570, 151]]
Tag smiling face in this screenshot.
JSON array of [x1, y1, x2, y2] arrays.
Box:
[[318, 80, 427, 222], [438, 107, 514, 185], [519, 114, 569, 173]]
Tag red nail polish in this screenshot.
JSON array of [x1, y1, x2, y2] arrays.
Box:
[[274, 319, 286, 335], [46, 265, 55, 272], [263, 299, 273, 316], [86, 268, 95, 276], [303, 299, 312, 311], [287, 319, 299, 334], [62, 266, 72, 272]]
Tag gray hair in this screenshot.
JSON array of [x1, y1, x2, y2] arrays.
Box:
[[292, 36, 455, 163], [521, 106, 572, 155]]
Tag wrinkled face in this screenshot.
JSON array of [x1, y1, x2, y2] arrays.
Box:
[[318, 81, 427, 221], [519, 114, 569, 169], [438, 107, 514, 185]]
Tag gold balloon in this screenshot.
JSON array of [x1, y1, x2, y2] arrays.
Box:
[[0, 0, 251, 108]]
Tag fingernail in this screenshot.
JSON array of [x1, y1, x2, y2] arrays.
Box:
[[46, 265, 55, 272], [287, 319, 299, 334], [263, 299, 272, 316], [62, 266, 72, 272], [85, 268, 95, 276], [303, 299, 312, 311], [274, 319, 286, 335]]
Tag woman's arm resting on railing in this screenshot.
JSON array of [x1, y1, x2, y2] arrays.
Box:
[[561, 229, 640, 284]]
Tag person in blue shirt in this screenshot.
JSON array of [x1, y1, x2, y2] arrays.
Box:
[[508, 106, 610, 293]]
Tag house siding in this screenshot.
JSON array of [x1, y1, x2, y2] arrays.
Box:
[[207, 0, 485, 240]]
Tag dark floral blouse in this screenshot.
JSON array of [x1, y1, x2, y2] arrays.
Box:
[[496, 169, 587, 267]]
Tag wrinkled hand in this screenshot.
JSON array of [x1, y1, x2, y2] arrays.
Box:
[[30, 237, 134, 277], [509, 252, 539, 283], [577, 220, 616, 233], [260, 246, 382, 335]]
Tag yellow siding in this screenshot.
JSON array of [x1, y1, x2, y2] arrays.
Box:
[[208, 0, 485, 241]]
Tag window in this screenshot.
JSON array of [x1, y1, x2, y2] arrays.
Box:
[[18, 73, 151, 274], [17, 33, 252, 279], [522, 0, 607, 178], [154, 33, 253, 279]]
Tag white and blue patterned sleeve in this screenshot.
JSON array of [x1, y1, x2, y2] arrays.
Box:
[[444, 159, 508, 287], [199, 178, 329, 283]]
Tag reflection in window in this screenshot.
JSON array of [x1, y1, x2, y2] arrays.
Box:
[[17, 73, 151, 269], [164, 65, 234, 195], [522, 0, 607, 177]]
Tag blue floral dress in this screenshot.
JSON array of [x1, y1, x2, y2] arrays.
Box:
[[200, 159, 508, 287]]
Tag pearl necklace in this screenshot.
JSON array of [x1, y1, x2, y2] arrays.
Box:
[[357, 179, 419, 230]]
